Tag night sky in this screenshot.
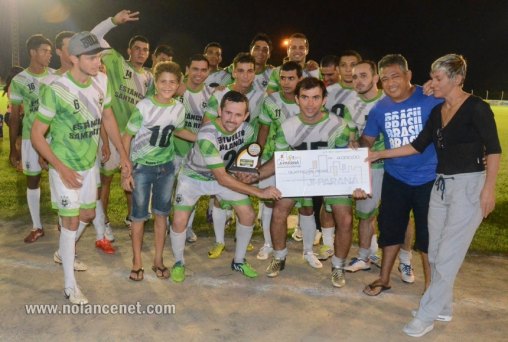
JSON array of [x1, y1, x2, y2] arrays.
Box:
[[1, 0, 507, 98]]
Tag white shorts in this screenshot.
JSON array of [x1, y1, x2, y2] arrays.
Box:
[[99, 138, 121, 176], [174, 173, 250, 211], [49, 167, 98, 217], [22, 139, 42, 176], [355, 167, 384, 219]]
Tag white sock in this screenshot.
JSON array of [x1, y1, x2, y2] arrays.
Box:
[[257, 202, 264, 221], [207, 197, 214, 216], [60, 227, 76, 289], [321, 227, 335, 247], [75, 221, 88, 242], [274, 248, 288, 260], [27, 188, 42, 229], [370, 233, 379, 256], [234, 222, 254, 263], [212, 206, 227, 244], [358, 248, 370, 261], [399, 248, 412, 265], [300, 214, 316, 254], [170, 228, 186, 264], [261, 207, 273, 246], [332, 255, 346, 269], [93, 199, 106, 240]]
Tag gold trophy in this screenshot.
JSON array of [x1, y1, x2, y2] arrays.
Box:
[[228, 143, 262, 173]]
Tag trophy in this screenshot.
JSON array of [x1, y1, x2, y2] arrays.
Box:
[[228, 143, 262, 173]]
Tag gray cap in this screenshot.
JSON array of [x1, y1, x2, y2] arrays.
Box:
[[68, 31, 109, 56]]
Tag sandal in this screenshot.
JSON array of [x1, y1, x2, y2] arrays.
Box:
[[363, 279, 391, 296], [152, 265, 170, 279], [129, 268, 144, 281]]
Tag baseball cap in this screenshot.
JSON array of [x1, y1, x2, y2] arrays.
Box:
[[68, 31, 109, 56]]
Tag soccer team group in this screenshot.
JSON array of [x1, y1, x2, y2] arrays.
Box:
[[8, 9, 499, 337]]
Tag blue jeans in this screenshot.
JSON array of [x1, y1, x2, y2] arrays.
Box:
[[131, 161, 176, 221]]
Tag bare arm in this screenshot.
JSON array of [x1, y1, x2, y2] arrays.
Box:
[[360, 134, 376, 148], [212, 167, 281, 200], [91, 10, 139, 47], [174, 129, 196, 142], [258, 157, 275, 180], [480, 153, 501, 218], [8, 104, 22, 167], [120, 133, 135, 192], [257, 123, 269, 149], [366, 143, 418, 163], [31, 120, 82, 188], [102, 107, 131, 176], [100, 122, 110, 163]]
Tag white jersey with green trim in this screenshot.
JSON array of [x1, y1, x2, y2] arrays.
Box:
[[9, 67, 56, 139], [126, 96, 185, 166], [204, 84, 264, 122], [275, 113, 349, 152], [325, 82, 356, 119], [253, 66, 274, 92], [181, 119, 255, 181], [205, 69, 232, 87], [343, 90, 385, 134], [35, 71, 111, 171]]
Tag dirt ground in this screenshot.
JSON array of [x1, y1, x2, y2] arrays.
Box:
[[0, 218, 507, 341]]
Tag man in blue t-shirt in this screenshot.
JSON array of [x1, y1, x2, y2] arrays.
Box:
[[361, 54, 442, 296]]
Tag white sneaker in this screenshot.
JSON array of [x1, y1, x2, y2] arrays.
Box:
[[411, 309, 452, 322], [399, 263, 415, 283], [403, 318, 434, 337], [303, 252, 323, 269], [317, 245, 334, 261], [344, 257, 371, 272], [313, 230, 322, 246], [53, 250, 88, 271], [186, 230, 198, 243], [256, 244, 273, 260], [64, 285, 88, 305], [331, 266, 346, 288], [104, 222, 114, 242], [292, 226, 303, 242], [368, 254, 382, 268]]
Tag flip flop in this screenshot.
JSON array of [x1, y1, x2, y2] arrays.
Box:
[[129, 268, 144, 281], [152, 265, 170, 279], [363, 281, 391, 296]]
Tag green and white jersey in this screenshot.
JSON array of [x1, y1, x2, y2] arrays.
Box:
[[267, 65, 320, 93], [181, 118, 255, 181], [275, 113, 350, 152], [325, 82, 356, 121], [259, 92, 299, 161], [102, 49, 153, 133], [126, 96, 185, 166], [253, 66, 274, 92], [205, 68, 233, 87], [174, 84, 213, 157], [36, 72, 111, 171], [9, 67, 55, 139], [204, 84, 264, 122]]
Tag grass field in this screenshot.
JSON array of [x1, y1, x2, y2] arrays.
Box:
[[1, 106, 507, 254]]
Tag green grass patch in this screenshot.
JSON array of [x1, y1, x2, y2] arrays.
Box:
[[1, 106, 507, 254]]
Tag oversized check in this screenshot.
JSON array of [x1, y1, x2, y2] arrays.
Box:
[[274, 148, 371, 197]]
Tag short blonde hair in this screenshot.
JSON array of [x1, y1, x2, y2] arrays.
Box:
[[431, 54, 467, 82]]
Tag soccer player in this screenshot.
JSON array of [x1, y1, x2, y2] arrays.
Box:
[[151, 44, 173, 67], [361, 54, 442, 296], [267, 33, 320, 93], [170, 90, 281, 283], [204, 42, 232, 87], [259, 77, 352, 285], [320, 55, 340, 87], [31, 32, 130, 304], [8, 34, 54, 243], [249, 33, 274, 92], [256, 61, 302, 260], [122, 61, 192, 281], [91, 10, 152, 242], [174, 54, 213, 242]]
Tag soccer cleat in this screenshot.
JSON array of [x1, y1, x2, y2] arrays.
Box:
[[104, 222, 114, 242], [303, 252, 323, 269], [186, 230, 198, 243], [368, 254, 382, 269], [411, 309, 452, 322], [95, 238, 116, 254], [64, 285, 88, 305], [331, 266, 346, 288], [24, 228, 45, 243], [403, 318, 434, 337], [208, 242, 225, 259], [398, 263, 415, 283], [256, 244, 273, 260], [317, 245, 334, 261], [266, 257, 286, 278], [171, 261, 185, 283], [291, 226, 303, 242], [344, 257, 371, 272], [53, 250, 88, 271], [231, 259, 258, 278], [313, 230, 322, 246]]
